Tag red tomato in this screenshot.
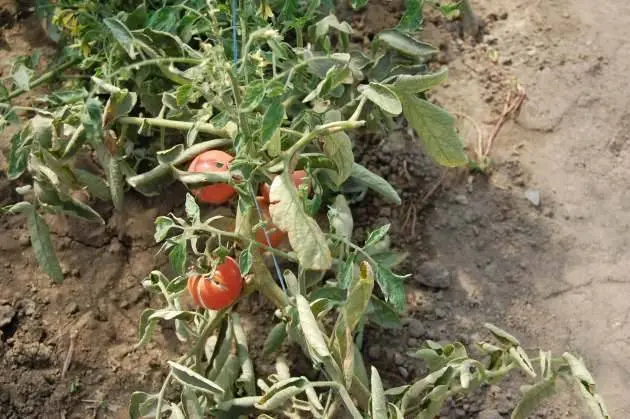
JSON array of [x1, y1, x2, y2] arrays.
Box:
[[188, 150, 236, 205], [254, 197, 287, 248], [259, 170, 309, 204], [187, 257, 243, 310]]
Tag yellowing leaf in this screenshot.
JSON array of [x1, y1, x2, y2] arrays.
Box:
[[323, 110, 354, 185], [269, 173, 332, 270]]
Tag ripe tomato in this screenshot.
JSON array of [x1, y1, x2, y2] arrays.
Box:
[[187, 257, 243, 310], [259, 170, 309, 204], [254, 197, 287, 248], [188, 150, 235, 205]]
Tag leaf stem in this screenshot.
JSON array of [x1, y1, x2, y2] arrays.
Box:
[[117, 116, 233, 138]]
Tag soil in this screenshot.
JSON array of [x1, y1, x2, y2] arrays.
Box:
[[1, 0, 629, 418]]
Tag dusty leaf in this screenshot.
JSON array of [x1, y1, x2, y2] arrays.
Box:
[[168, 361, 224, 395], [344, 262, 375, 332], [376, 29, 437, 57], [399, 93, 467, 167], [269, 173, 332, 270], [27, 209, 63, 282], [328, 194, 353, 240], [390, 67, 448, 94], [511, 377, 556, 419], [359, 82, 402, 115], [296, 295, 331, 360], [350, 163, 401, 205]]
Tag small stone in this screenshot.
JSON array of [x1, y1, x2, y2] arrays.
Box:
[[65, 302, 79, 315], [525, 189, 541, 206], [394, 352, 405, 365], [408, 338, 418, 347], [398, 366, 409, 379], [454, 194, 469, 205], [477, 409, 502, 419], [18, 299, 36, 316], [455, 409, 466, 417], [501, 57, 513, 66], [407, 319, 426, 338], [368, 345, 382, 359], [18, 233, 30, 248], [108, 239, 122, 254], [414, 261, 453, 289]]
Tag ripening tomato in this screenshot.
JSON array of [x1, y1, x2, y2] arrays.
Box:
[[188, 150, 235, 205], [254, 197, 287, 248], [259, 170, 309, 204], [187, 257, 243, 310]]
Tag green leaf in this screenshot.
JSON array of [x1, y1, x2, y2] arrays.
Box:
[[169, 240, 187, 275], [365, 224, 391, 247], [148, 309, 194, 322], [74, 169, 110, 201], [399, 93, 467, 167], [7, 132, 29, 180], [154, 216, 175, 242], [269, 172, 332, 271], [2, 201, 33, 215], [296, 295, 331, 360], [390, 67, 448, 94], [371, 367, 387, 419], [328, 194, 353, 240], [350, 163, 401, 205], [239, 244, 253, 275], [338, 255, 357, 289], [359, 83, 402, 115], [81, 98, 104, 139], [400, 366, 451, 411], [241, 80, 266, 112], [397, 0, 424, 32], [185, 193, 200, 223], [263, 323, 287, 356], [344, 262, 375, 332], [168, 361, 225, 395], [27, 210, 63, 282], [103, 18, 137, 58], [351, 0, 369, 9], [368, 297, 402, 329], [108, 157, 125, 210], [261, 100, 284, 145], [375, 264, 406, 311], [511, 377, 556, 419]]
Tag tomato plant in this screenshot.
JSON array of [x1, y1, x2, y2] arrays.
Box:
[[0, 0, 609, 418]]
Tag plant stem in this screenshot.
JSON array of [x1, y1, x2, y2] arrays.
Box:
[[1, 57, 81, 101], [155, 371, 173, 419], [283, 120, 365, 162], [117, 116, 233, 138]]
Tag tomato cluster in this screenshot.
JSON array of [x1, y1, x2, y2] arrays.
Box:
[[185, 151, 311, 310]]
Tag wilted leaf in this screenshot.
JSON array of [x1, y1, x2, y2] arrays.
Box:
[[136, 308, 158, 347], [185, 193, 200, 223], [168, 361, 225, 395], [256, 377, 309, 410], [350, 163, 401, 205], [108, 157, 125, 210], [485, 323, 521, 346], [509, 346, 536, 378], [511, 377, 556, 419], [239, 244, 253, 275], [129, 391, 158, 419], [296, 295, 331, 360], [371, 367, 387, 418], [12, 64, 31, 91], [399, 93, 467, 167], [27, 210, 63, 282], [376, 29, 437, 57], [323, 115, 354, 186], [390, 67, 448, 94], [74, 169, 110, 201], [103, 90, 137, 127], [315, 14, 353, 38], [328, 194, 353, 240], [359, 83, 402, 115], [344, 262, 375, 332], [562, 353, 610, 419], [269, 173, 332, 270], [375, 264, 406, 311], [7, 132, 29, 180]]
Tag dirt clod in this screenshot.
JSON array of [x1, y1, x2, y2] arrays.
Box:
[[414, 261, 453, 289]]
